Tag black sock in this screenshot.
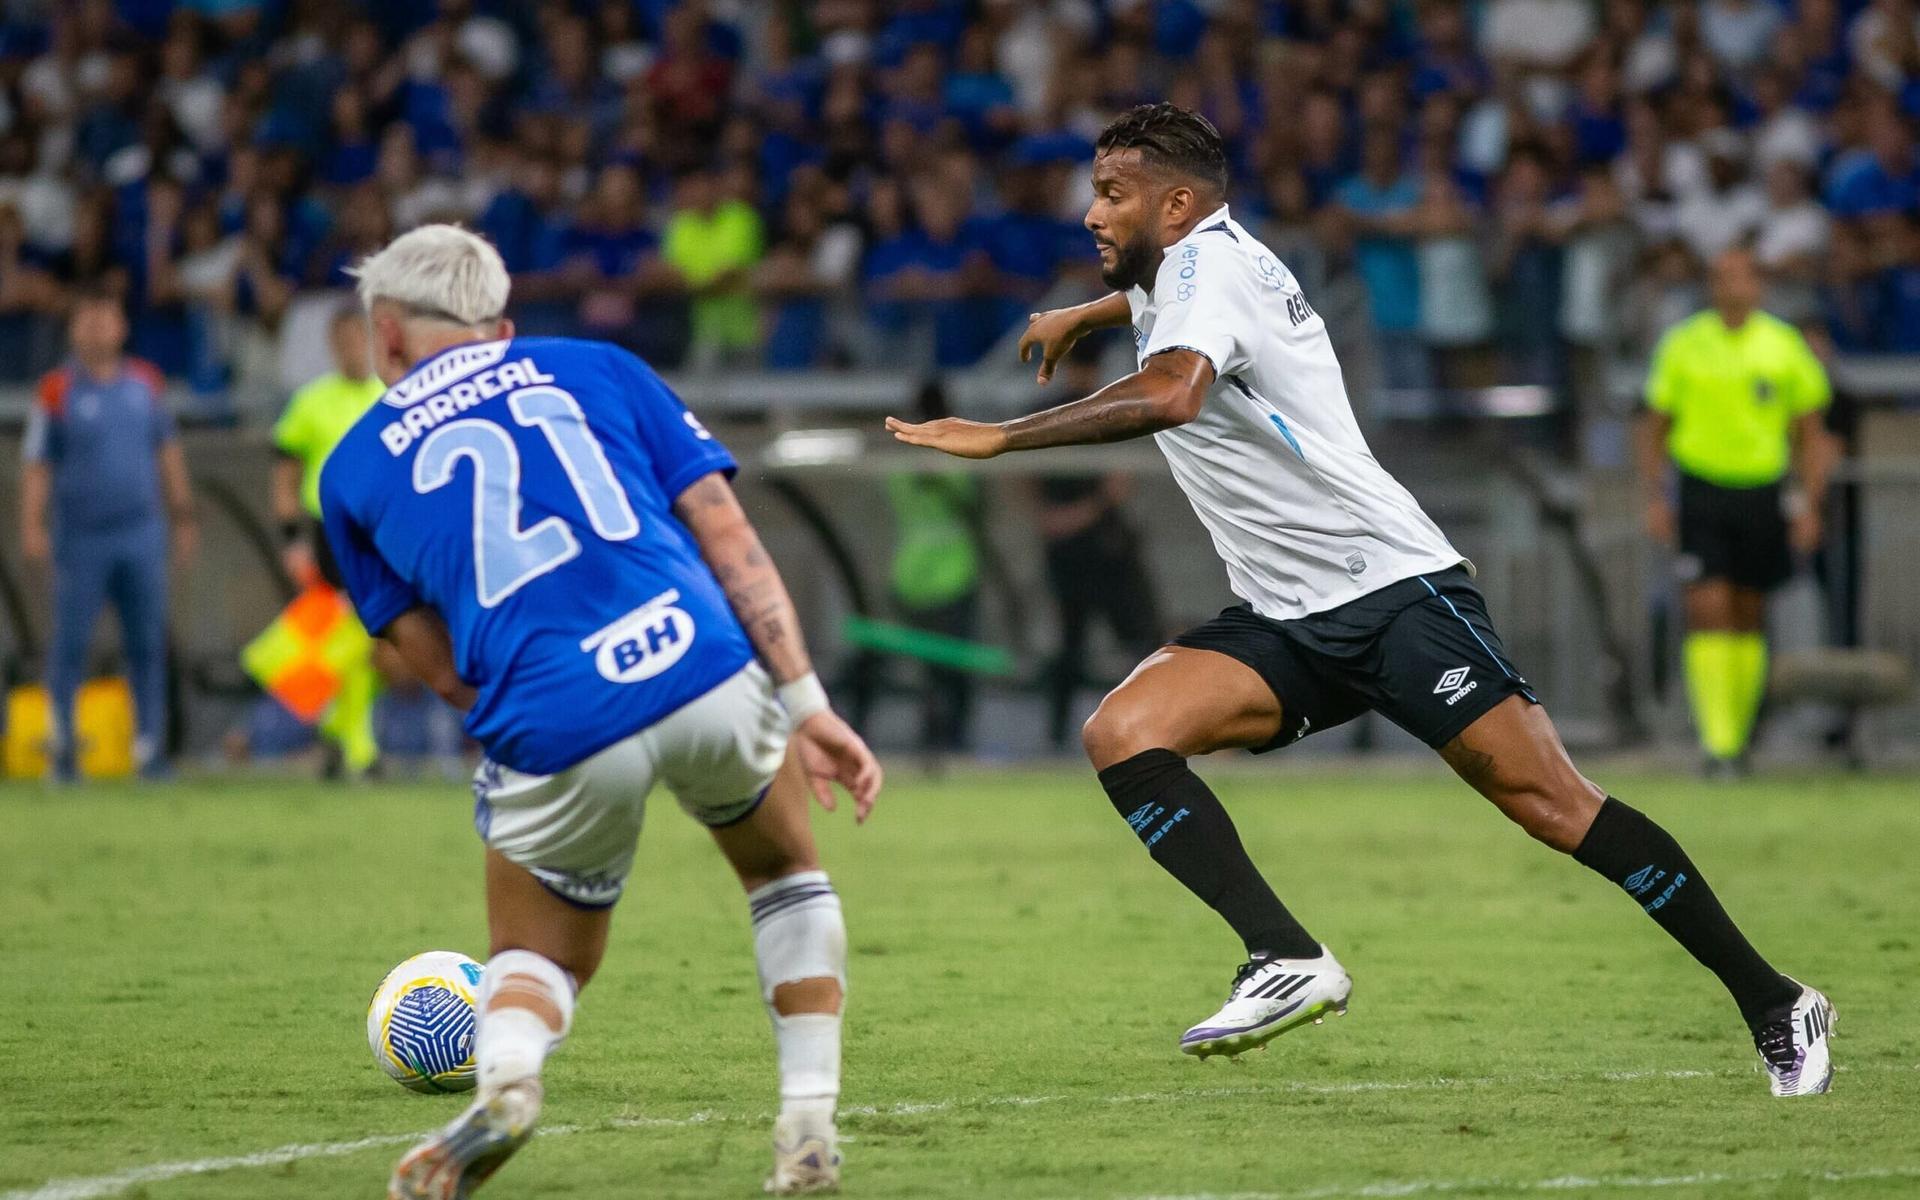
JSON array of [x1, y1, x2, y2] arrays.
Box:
[[1098, 749, 1319, 959], [1573, 796, 1798, 1027]]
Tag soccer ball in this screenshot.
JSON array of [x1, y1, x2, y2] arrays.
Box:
[[366, 951, 484, 1094]]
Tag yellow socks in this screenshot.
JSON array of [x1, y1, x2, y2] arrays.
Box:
[[1683, 631, 1768, 761], [1728, 633, 1768, 753]]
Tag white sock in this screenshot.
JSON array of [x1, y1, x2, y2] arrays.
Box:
[[475, 949, 575, 1097], [775, 1014, 841, 1118], [749, 872, 846, 1119]]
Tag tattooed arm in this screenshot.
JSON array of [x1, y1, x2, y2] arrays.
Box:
[[674, 470, 883, 820], [884, 348, 1215, 459], [672, 471, 814, 685]]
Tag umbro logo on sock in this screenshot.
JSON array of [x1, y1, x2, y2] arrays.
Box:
[[1126, 803, 1163, 835], [1624, 865, 1663, 896]]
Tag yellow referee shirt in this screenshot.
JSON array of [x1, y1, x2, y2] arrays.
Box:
[[274, 372, 386, 516], [1646, 310, 1830, 488]]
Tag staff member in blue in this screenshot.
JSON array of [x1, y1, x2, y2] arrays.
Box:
[[18, 289, 198, 780]]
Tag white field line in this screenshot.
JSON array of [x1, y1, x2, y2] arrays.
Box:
[[1126, 1164, 1920, 1200], [4, 1062, 1911, 1200]]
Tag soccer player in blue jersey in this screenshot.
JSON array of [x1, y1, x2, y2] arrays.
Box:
[[319, 226, 882, 1199]]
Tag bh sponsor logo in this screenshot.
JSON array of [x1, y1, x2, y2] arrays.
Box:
[[581, 589, 697, 683]]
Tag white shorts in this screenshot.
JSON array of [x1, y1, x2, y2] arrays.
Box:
[[472, 663, 790, 908]]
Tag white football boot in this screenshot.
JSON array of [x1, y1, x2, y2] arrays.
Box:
[[765, 1109, 842, 1194], [1180, 947, 1352, 1058], [1753, 979, 1837, 1097], [389, 1079, 542, 1200]]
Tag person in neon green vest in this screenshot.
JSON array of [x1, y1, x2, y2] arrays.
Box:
[[887, 383, 983, 752], [661, 167, 765, 369], [269, 304, 386, 775], [1637, 248, 1836, 776]]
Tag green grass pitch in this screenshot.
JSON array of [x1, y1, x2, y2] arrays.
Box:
[[3, 764, 1918, 1199]]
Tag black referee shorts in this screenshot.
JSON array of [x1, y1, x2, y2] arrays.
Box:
[[1171, 566, 1538, 752], [1676, 472, 1791, 591]]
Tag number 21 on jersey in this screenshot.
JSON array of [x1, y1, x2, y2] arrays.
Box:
[[412, 385, 639, 607]]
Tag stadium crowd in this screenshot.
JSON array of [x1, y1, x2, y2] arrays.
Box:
[[0, 0, 1914, 403]]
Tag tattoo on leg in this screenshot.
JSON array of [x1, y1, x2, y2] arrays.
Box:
[[1442, 741, 1498, 791]]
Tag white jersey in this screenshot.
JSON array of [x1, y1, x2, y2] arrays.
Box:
[[1127, 205, 1463, 620]]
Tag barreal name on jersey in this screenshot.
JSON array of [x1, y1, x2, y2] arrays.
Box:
[[377, 344, 558, 456]]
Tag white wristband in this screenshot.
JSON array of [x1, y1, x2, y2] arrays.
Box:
[[776, 672, 830, 723]]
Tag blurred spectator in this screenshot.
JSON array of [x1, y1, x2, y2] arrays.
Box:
[[1558, 166, 1637, 349], [1411, 160, 1496, 384], [1675, 132, 1765, 264], [1749, 68, 1822, 176], [946, 22, 1021, 147], [1701, 0, 1785, 72], [1824, 105, 1920, 221], [1819, 222, 1885, 353], [562, 160, 685, 363], [1756, 161, 1832, 322], [1848, 0, 1920, 90], [1482, 0, 1598, 70], [755, 177, 863, 370], [865, 178, 997, 371], [1490, 146, 1567, 387], [662, 166, 764, 369], [0, 200, 62, 380], [978, 154, 1095, 335], [18, 291, 197, 781], [1880, 215, 1920, 352], [1336, 129, 1427, 389]]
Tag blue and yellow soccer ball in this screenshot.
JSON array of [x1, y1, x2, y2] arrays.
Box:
[[367, 951, 484, 1093]]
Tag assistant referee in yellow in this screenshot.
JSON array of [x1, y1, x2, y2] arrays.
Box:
[[1637, 247, 1835, 775]]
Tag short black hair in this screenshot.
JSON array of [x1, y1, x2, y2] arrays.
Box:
[[1095, 103, 1229, 196]]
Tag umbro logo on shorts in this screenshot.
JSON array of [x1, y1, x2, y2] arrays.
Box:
[[1435, 667, 1477, 706]]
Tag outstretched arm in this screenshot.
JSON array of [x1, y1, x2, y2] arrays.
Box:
[[885, 348, 1214, 459], [674, 471, 881, 819], [1018, 292, 1133, 383]]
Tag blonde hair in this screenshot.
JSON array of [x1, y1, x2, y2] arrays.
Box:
[[347, 224, 510, 327]]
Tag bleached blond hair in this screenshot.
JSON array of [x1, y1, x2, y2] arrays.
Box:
[[347, 224, 510, 327]]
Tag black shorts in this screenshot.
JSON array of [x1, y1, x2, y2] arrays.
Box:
[[1677, 472, 1791, 591], [1171, 566, 1538, 751]]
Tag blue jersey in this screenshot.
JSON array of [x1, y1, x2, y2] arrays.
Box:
[[319, 337, 753, 775]]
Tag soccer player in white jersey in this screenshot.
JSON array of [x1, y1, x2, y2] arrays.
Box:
[[321, 226, 882, 1197], [888, 104, 1834, 1096]]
